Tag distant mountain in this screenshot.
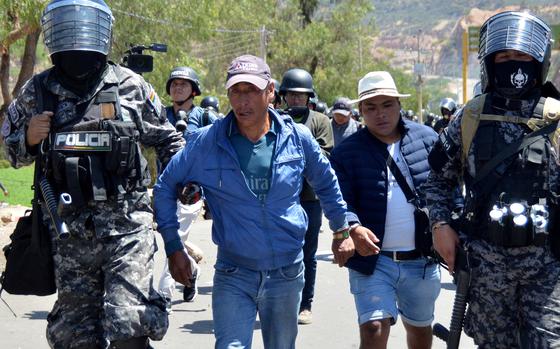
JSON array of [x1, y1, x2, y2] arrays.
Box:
[[372, 0, 560, 36], [368, 1, 560, 87]]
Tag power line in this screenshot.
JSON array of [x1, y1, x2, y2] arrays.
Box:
[[113, 8, 193, 30], [203, 43, 260, 61], [113, 8, 269, 34], [190, 37, 257, 56], [199, 31, 259, 46], [203, 44, 260, 61]]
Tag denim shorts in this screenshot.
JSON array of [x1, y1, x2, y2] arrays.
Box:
[[348, 254, 441, 327]]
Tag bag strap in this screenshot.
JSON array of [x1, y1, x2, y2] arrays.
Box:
[[471, 121, 558, 188], [383, 148, 417, 203]]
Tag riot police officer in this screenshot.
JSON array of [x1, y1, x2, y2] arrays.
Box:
[[315, 101, 328, 114], [270, 78, 282, 109], [165, 66, 217, 133], [279, 68, 334, 325], [200, 95, 220, 114], [2, 0, 184, 347], [201, 95, 223, 118], [433, 97, 456, 134], [425, 11, 560, 347]]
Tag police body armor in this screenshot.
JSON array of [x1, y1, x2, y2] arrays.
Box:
[[44, 66, 149, 208], [461, 92, 560, 247]]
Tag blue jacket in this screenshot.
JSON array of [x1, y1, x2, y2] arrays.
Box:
[[154, 107, 348, 271], [330, 119, 437, 274]]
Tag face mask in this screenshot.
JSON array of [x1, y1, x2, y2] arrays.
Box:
[[52, 51, 107, 96], [53, 51, 106, 79], [492, 60, 538, 99]]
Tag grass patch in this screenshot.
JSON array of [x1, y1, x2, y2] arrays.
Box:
[[0, 165, 34, 207]]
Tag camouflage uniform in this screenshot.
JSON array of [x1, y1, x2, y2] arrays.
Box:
[[2, 64, 184, 348], [424, 94, 560, 348]]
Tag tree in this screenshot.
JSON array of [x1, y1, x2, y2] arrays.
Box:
[[0, 0, 44, 117]]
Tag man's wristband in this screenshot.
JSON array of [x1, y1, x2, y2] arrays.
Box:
[[333, 228, 350, 240]]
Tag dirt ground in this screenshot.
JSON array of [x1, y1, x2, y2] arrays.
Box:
[[0, 204, 30, 271]]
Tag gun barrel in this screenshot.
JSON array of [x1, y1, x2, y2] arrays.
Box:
[[446, 268, 469, 348], [39, 177, 70, 239], [433, 323, 450, 342], [57, 193, 73, 217]]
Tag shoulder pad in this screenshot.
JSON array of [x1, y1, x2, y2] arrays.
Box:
[[461, 94, 487, 164]]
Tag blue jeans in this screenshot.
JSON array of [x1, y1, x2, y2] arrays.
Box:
[[300, 200, 322, 310], [212, 259, 305, 349], [349, 254, 441, 326]]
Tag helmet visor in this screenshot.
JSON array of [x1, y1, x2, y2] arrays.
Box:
[[479, 12, 551, 63], [42, 3, 113, 55]]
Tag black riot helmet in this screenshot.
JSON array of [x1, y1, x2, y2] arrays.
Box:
[[279, 68, 316, 97], [315, 101, 327, 114], [439, 98, 457, 116], [166, 66, 201, 96], [200, 96, 220, 113], [478, 11, 552, 93], [271, 78, 281, 105], [42, 0, 114, 57]]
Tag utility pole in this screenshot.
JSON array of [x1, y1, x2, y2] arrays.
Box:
[[358, 33, 363, 70], [415, 29, 423, 124], [260, 25, 267, 62]]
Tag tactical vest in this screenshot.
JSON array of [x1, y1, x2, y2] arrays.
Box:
[[460, 93, 560, 240], [36, 66, 150, 207]]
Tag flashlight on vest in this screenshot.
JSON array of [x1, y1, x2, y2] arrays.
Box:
[[489, 205, 507, 222], [530, 203, 549, 236], [509, 203, 528, 226]]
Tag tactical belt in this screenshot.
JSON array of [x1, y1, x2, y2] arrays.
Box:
[[484, 221, 547, 248]]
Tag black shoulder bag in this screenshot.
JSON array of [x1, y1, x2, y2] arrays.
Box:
[[384, 150, 433, 257], [0, 73, 56, 296]]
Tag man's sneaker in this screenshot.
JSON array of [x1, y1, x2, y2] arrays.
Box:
[[183, 270, 200, 302], [298, 309, 312, 325]]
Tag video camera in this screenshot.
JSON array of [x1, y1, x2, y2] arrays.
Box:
[[121, 43, 167, 74]]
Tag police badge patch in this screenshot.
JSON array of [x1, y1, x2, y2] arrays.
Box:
[[146, 85, 162, 118], [1, 118, 11, 137], [7, 103, 20, 125]]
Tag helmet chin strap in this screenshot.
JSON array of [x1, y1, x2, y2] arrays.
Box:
[[174, 95, 194, 107]]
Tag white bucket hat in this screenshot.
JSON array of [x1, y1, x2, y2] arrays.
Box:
[[350, 71, 410, 104]]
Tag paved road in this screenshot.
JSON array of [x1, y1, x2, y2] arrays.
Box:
[[0, 215, 475, 348]]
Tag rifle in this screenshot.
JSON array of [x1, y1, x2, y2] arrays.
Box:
[[433, 246, 471, 349], [38, 140, 70, 240]]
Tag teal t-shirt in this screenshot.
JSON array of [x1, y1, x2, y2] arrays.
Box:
[[229, 118, 278, 201]]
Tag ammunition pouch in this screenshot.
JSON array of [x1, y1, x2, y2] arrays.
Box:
[[485, 219, 538, 248], [49, 120, 147, 206]]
